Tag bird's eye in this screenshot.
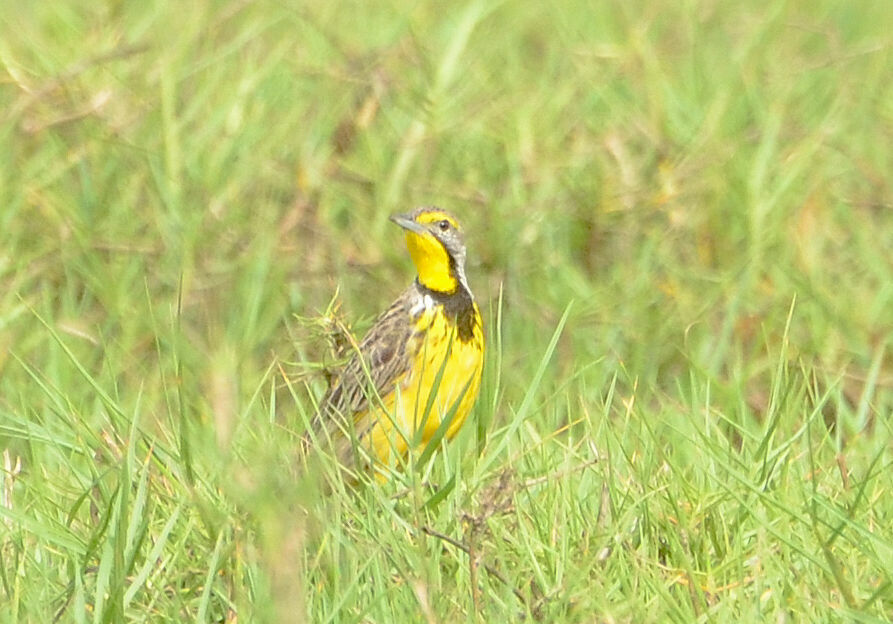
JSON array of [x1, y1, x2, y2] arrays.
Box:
[[438, 220, 450, 231]]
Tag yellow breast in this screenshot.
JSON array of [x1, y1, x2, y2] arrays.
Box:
[[364, 301, 484, 471]]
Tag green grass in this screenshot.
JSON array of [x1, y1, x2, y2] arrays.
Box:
[[2, 0, 892, 621]]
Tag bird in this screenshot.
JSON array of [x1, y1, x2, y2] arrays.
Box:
[[307, 206, 484, 479]]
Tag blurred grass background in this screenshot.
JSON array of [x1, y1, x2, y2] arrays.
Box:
[[1, 0, 892, 621]]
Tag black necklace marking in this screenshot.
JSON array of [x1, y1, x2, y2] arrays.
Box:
[[415, 279, 477, 342]]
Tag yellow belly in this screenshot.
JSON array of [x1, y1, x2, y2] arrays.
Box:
[[363, 304, 483, 470]]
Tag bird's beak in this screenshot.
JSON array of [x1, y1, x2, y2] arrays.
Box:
[[389, 213, 427, 235]]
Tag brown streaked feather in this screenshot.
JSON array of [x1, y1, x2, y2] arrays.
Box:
[[306, 285, 418, 461]]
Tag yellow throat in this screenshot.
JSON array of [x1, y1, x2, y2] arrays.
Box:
[[392, 209, 466, 294], [404, 229, 458, 293]]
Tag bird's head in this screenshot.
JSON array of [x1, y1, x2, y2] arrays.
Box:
[[390, 207, 469, 295]]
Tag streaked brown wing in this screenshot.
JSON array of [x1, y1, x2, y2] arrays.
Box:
[[307, 287, 416, 454]]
